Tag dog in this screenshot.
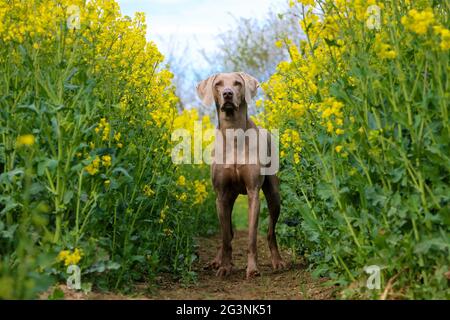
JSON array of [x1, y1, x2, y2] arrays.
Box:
[[197, 72, 286, 279]]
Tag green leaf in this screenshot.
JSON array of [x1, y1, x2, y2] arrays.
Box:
[[29, 182, 44, 196], [112, 167, 133, 181], [414, 238, 450, 254], [17, 103, 39, 114], [316, 182, 333, 201], [0, 197, 20, 215], [37, 159, 58, 176], [63, 190, 74, 205], [0, 224, 18, 240], [365, 186, 387, 207], [48, 288, 65, 300]]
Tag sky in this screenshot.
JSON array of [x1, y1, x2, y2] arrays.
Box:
[[116, 0, 287, 107], [117, 0, 286, 63]]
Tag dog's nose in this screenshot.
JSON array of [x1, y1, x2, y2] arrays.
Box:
[[223, 89, 233, 100]]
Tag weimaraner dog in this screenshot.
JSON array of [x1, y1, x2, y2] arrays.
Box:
[[197, 72, 286, 279]]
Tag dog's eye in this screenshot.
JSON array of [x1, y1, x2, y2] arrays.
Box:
[[215, 81, 223, 88], [234, 81, 242, 87]]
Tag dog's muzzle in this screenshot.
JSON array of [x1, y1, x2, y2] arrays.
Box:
[[220, 102, 237, 112]]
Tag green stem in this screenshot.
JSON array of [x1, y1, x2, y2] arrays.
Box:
[[75, 170, 83, 245]]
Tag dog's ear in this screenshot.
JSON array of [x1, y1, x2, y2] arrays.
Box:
[[239, 72, 259, 104], [196, 74, 217, 107]]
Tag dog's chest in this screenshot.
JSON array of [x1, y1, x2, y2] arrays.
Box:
[[212, 164, 249, 194]]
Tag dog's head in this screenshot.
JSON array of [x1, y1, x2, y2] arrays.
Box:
[[196, 72, 259, 112]]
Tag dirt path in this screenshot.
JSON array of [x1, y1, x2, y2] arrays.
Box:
[[147, 230, 335, 300], [47, 230, 334, 300], [45, 194, 335, 300]]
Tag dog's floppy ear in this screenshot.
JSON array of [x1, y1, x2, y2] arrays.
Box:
[[239, 72, 260, 104], [196, 74, 217, 107]]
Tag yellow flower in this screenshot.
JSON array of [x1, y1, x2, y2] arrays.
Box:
[[84, 165, 97, 175], [65, 248, 82, 266], [114, 132, 121, 142], [177, 193, 188, 201], [84, 156, 101, 175], [335, 128, 345, 135], [143, 185, 155, 197], [335, 145, 343, 153], [57, 250, 70, 262], [117, 143, 123, 149], [99, 120, 111, 141], [326, 121, 334, 133], [193, 180, 208, 204], [159, 207, 167, 224], [101, 155, 112, 167], [280, 129, 302, 157], [296, 0, 314, 6], [58, 249, 83, 266], [401, 8, 435, 35], [177, 175, 186, 187], [102, 129, 110, 141], [16, 134, 35, 147], [434, 25, 450, 51], [93, 156, 101, 167], [375, 34, 397, 60], [104, 180, 111, 187]]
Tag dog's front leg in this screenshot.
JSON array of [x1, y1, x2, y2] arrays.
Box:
[[247, 189, 260, 279], [215, 192, 236, 277]]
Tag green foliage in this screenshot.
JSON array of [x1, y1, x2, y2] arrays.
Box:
[[0, 0, 216, 299], [261, 0, 450, 299]]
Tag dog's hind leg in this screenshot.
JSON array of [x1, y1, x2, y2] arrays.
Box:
[[262, 175, 286, 270]]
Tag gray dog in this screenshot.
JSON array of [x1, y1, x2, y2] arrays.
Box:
[[197, 72, 286, 279]]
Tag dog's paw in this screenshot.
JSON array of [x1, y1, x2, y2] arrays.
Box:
[[271, 258, 287, 271], [204, 259, 221, 270], [246, 267, 260, 279], [216, 265, 232, 277]]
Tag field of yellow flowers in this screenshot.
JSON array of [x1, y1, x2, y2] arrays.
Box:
[[257, 0, 449, 298], [0, 0, 449, 300], [0, 0, 216, 298]]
